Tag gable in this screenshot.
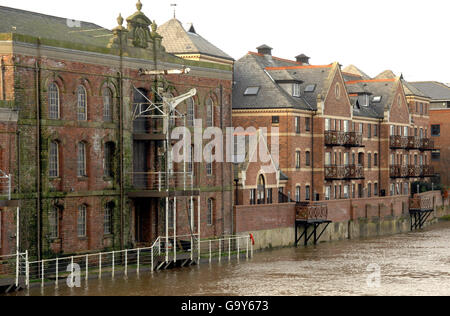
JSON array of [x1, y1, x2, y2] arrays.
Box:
[[323, 66, 352, 118], [388, 81, 410, 124]]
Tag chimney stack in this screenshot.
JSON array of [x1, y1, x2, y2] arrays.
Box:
[[296, 54, 310, 65], [257, 44, 273, 56]]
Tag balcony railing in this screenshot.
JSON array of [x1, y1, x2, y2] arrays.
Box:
[[406, 136, 421, 150], [325, 131, 363, 147], [296, 202, 328, 221], [131, 172, 194, 192], [409, 197, 433, 211], [390, 165, 434, 178], [325, 165, 364, 180], [390, 136, 408, 149], [421, 138, 434, 151]]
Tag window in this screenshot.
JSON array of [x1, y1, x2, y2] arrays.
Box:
[[325, 152, 331, 166], [335, 83, 341, 99], [104, 203, 113, 235], [359, 123, 364, 134], [77, 86, 87, 121], [305, 151, 311, 167], [77, 205, 87, 238], [250, 190, 256, 205], [373, 96, 382, 103], [257, 175, 266, 204], [368, 153, 372, 169], [292, 83, 301, 97], [104, 142, 115, 178], [368, 124, 372, 138], [305, 118, 311, 132], [296, 151, 301, 169], [374, 125, 378, 137], [272, 116, 280, 124], [344, 120, 349, 133], [295, 117, 301, 134], [390, 125, 395, 136], [206, 97, 214, 127], [49, 141, 59, 178], [305, 84, 316, 93], [374, 183, 379, 196], [374, 153, 378, 167], [244, 87, 260, 96], [306, 186, 311, 201], [431, 125, 441, 137], [267, 189, 273, 204], [432, 150, 441, 161], [368, 184, 372, 198], [296, 186, 301, 202], [48, 83, 60, 119], [187, 145, 194, 173], [206, 152, 213, 176], [187, 97, 195, 127], [77, 142, 87, 177], [344, 185, 349, 199], [207, 199, 213, 225], [103, 88, 113, 122], [49, 207, 59, 239], [168, 200, 175, 228], [325, 119, 331, 131], [325, 186, 331, 201]]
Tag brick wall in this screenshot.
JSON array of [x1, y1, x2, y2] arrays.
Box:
[[234, 203, 296, 233]]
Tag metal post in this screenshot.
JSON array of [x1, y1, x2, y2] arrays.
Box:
[[228, 238, 231, 262], [237, 238, 240, 260], [174, 197, 177, 263], [55, 257, 59, 288], [25, 250, 29, 288], [8, 174, 11, 201], [85, 255, 89, 281], [166, 197, 169, 263], [159, 173, 162, 192], [251, 237, 254, 258], [151, 247, 154, 272], [41, 260, 44, 287], [112, 252, 115, 278], [190, 197, 194, 261], [99, 254, 102, 279], [198, 197, 201, 263], [15, 206, 19, 287], [246, 237, 249, 260], [218, 239, 221, 263], [125, 250, 128, 276], [137, 249, 140, 275], [209, 240, 212, 264]]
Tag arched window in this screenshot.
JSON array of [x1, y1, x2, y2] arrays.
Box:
[[48, 206, 59, 239], [103, 88, 113, 122], [206, 97, 214, 127], [77, 86, 87, 121], [335, 83, 341, 99], [77, 205, 87, 237], [49, 141, 59, 178], [104, 202, 114, 235], [207, 199, 214, 226], [77, 142, 87, 177], [104, 142, 115, 178], [187, 97, 195, 127], [48, 83, 60, 119], [257, 175, 266, 204]]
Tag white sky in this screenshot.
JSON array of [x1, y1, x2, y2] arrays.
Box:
[[1, 0, 449, 83]]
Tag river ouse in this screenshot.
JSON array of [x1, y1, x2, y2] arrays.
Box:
[[1, 1, 450, 294]]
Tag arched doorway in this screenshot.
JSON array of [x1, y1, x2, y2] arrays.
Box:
[[257, 175, 266, 204]]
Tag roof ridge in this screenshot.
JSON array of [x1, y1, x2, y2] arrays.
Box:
[[247, 51, 301, 65], [346, 78, 396, 85], [265, 64, 333, 71]]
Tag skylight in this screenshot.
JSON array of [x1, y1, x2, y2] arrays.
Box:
[[244, 87, 260, 96], [304, 84, 316, 93], [373, 96, 382, 103]]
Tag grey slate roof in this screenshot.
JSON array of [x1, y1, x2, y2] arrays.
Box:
[[0, 5, 112, 47], [158, 18, 233, 61], [409, 82, 450, 101], [233, 52, 333, 111]]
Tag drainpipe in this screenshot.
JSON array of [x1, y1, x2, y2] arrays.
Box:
[[220, 84, 225, 237], [35, 39, 42, 260], [311, 111, 317, 201], [230, 68, 235, 235], [1, 57, 5, 100], [378, 118, 382, 196]]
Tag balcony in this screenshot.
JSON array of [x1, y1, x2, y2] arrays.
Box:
[[325, 131, 363, 147], [128, 172, 199, 198], [295, 202, 328, 222], [406, 137, 421, 150], [133, 117, 168, 141], [420, 138, 434, 151], [390, 165, 434, 178], [325, 165, 364, 180], [390, 136, 408, 149]]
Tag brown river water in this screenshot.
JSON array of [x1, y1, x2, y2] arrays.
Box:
[[9, 221, 450, 296]]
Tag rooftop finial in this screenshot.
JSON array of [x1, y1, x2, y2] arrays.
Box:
[[117, 13, 124, 26], [137, 0, 143, 11], [171, 3, 177, 18]]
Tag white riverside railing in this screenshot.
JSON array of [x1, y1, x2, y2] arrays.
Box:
[[0, 252, 28, 287], [24, 235, 253, 289], [0, 172, 11, 200]]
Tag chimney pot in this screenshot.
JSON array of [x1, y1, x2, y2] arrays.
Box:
[[257, 44, 273, 56]]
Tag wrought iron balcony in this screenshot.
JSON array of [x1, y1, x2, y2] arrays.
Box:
[[409, 197, 433, 211], [390, 165, 409, 178], [325, 131, 363, 147], [129, 172, 198, 197], [420, 165, 435, 178], [390, 136, 408, 149], [296, 202, 328, 222], [407, 136, 421, 150], [420, 138, 434, 151], [390, 165, 434, 178], [325, 165, 364, 180]]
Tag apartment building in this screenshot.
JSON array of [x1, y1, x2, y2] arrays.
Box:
[[0, 2, 233, 258], [232, 46, 434, 206]]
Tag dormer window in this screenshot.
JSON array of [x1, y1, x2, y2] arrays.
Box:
[[304, 84, 316, 93], [373, 96, 382, 103], [244, 87, 260, 96], [292, 83, 301, 97], [358, 94, 370, 107]]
